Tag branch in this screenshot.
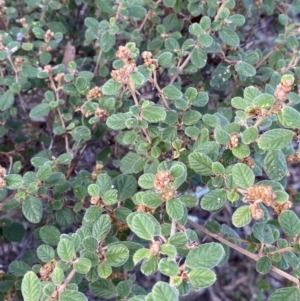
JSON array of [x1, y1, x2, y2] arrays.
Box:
[[187, 219, 300, 286]]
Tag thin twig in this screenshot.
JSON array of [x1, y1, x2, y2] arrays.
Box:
[[93, 49, 103, 76], [187, 219, 300, 287]]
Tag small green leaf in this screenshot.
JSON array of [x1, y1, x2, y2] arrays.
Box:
[[37, 245, 55, 262], [102, 78, 122, 95], [152, 281, 179, 301], [158, 52, 173, 67], [232, 163, 254, 189], [92, 214, 111, 241], [188, 267, 216, 290], [201, 189, 227, 212], [107, 113, 131, 130], [22, 196, 42, 223], [232, 206, 252, 227], [57, 238, 75, 262], [158, 259, 179, 276], [52, 267, 64, 285], [37, 165, 52, 181], [74, 258, 92, 274], [191, 48, 207, 68], [142, 105, 166, 123], [138, 173, 155, 189], [186, 243, 225, 269], [166, 198, 184, 220], [21, 272, 41, 301], [232, 144, 250, 159], [219, 28, 240, 47], [188, 152, 213, 176], [278, 210, 300, 237], [231, 97, 248, 110], [40, 225, 60, 246], [59, 290, 88, 301], [268, 287, 300, 301], [4, 174, 22, 190], [88, 184, 101, 197], [277, 106, 300, 128], [130, 213, 155, 240], [97, 262, 112, 279], [163, 85, 183, 100], [90, 279, 117, 299], [258, 129, 293, 150], [72, 126, 91, 142], [263, 150, 287, 181], [253, 93, 275, 109], [29, 103, 50, 118], [0, 90, 14, 111], [242, 127, 258, 144], [256, 256, 271, 274], [235, 61, 256, 77], [106, 244, 129, 267]]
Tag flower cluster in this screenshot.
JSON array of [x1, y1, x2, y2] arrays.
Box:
[[249, 203, 264, 220], [87, 86, 103, 100], [39, 260, 56, 281], [286, 152, 300, 165], [0, 0, 6, 19], [0, 165, 6, 190], [247, 185, 276, 207], [274, 79, 293, 100], [240, 156, 255, 169], [111, 46, 137, 84], [154, 170, 176, 201], [227, 134, 239, 149]]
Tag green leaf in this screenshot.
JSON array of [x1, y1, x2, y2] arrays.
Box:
[[188, 152, 213, 176], [253, 93, 275, 109], [232, 206, 252, 227], [59, 290, 88, 301], [37, 245, 55, 262], [57, 238, 75, 262], [112, 174, 137, 201], [188, 267, 216, 290], [232, 144, 250, 159], [278, 210, 300, 237], [52, 267, 64, 285], [231, 97, 248, 110], [268, 287, 300, 301], [163, 0, 176, 8], [74, 258, 91, 274], [92, 214, 111, 241], [138, 173, 155, 189], [0, 90, 14, 111], [75, 77, 90, 94], [130, 213, 155, 240], [90, 279, 117, 299], [186, 243, 225, 268], [256, 256, 271, 274], [166, 198, 184, 220], [252, 223, 277, 244], [9, 261, 31, 277], [158, 258, 179, 276], [182, 110, 202, 125], [143, 193, 163, 208], [242, 127, 258, 144], [133, 248, 151, 265], [57, 153, 73, 164], [232, 163, 254, 189], [22, 196, 42, 223], [219, 28, 240, 47], [29, 103, 50, 118], [39, 225, 60, 246], [158, 52, 173, 67], [102, 78, 122, 95], [4, 174, 22, 189], [152, 281, 179, 301], [191, 48, 207, 68], [142, 105, 166, 123], [37, 165, 52, 181], [97, 262, 112, 278], [21, 272, 41, 301], [258, 129, 293, 150], [106, 244, 129, 267], [201, 189, 227, 212], [235, 61, 256, 77], [263, 150, 287, 181], [163, 85, 183, 100], [84, 17, 99, 31], [103, 189, 118, 205], [229, 14, 246, 26], [100, 32, 115, 52], [277, 106, 300, 128]]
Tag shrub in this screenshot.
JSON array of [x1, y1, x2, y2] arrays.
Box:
[[0, 0, 300, 300]]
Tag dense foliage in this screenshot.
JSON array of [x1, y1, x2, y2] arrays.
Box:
[[1, 0, 300, 300]]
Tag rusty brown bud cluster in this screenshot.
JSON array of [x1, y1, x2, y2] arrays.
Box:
[[86, 86, 103, 100], [227, 134, 239, 149], [54, 73, 64, 84], [14, 57, 24, 68], [286, 152, 300, 165], [111, 45, 137, 84], [0, 0, 6, 19], [0, 165, 6, 190], [91, 162, 104, 181], [17, 17, 28, 28], [44, 65, 52, 74], [240, 156, 255, 169], [44, 29, 54, 43], [154, 171, 173, 192], [40, 261, 56, 281], [274, 80, 293, 101], [247, 185, 276, 207], [249, 203, 264, 220], [136, 204, 156, 215], [149, 241, 161, 256]]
